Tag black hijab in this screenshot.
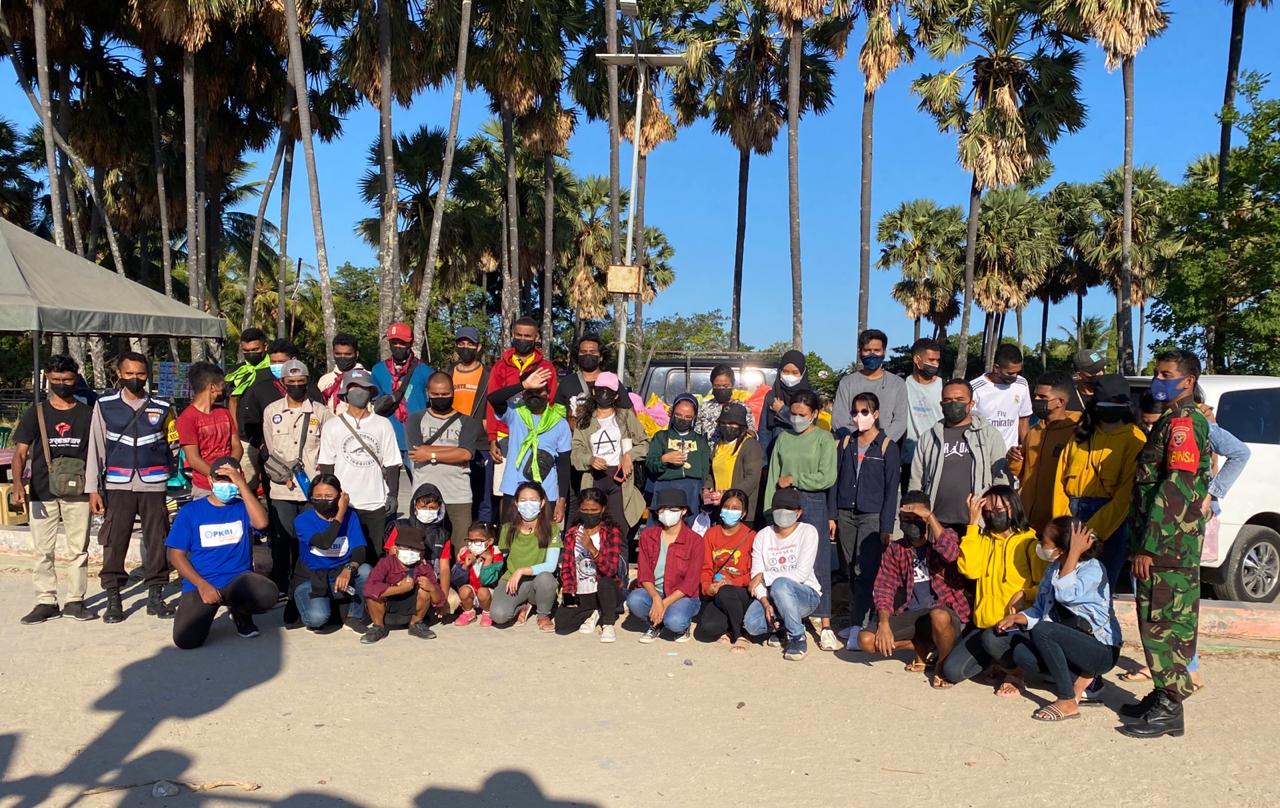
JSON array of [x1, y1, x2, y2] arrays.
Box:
[[775, 350, 810, 407]]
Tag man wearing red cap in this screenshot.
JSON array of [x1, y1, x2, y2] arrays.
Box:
[[371, 322, 433, 471]]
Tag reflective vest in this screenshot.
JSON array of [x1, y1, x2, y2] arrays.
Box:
[[98, 392, 173, 485]]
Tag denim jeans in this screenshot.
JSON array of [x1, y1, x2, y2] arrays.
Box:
[[743, 577, 821, 642], [1010, 620, 1120, 701], [625, 588, 700, 633], [294, 564, 372, 627], [797, 491, 833, 619]]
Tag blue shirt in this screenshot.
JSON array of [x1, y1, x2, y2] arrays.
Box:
[[293, 509, 367, 571], [165, 498, 253, 592], [1208, 422, 1251, 502], [1023, 558, 1121, 647], [371, 359, 433, 450], [499, 407, 572, 501]]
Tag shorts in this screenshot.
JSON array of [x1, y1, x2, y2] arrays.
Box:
[[450, 564, 471, 589], [384, 592, 419, 627], [884, 606, 962, 643]]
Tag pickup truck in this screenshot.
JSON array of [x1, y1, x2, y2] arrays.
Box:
[[636, 352, 779, 405]]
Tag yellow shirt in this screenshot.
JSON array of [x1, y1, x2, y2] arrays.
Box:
[[711, 441, 742, 492], [1053, 423, 1147, 541], [957, 526, 1040, 629]]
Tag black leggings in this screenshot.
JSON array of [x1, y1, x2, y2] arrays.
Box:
[[589, 469, 630, 536], [355, 507, 389, 560], [554, 579, 623, 634], [694, 586, 752, 643], [1011, 621, 1121, 700], [941, 627, 1016, 684], [269, 499, 304, 595], [173, 572, 278, 650]]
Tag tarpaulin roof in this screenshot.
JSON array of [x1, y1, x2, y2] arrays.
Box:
[[0, 217, 225, 338]]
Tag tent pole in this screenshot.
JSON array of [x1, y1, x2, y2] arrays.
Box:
[[32, 329, 41, 407]]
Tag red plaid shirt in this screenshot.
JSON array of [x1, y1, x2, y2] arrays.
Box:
[[559, 523, 624, 596], [871, 528, 971, 623]]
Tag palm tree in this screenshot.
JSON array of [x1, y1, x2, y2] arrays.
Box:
[[520, 93, 575, 348], [30, 0, 64, 251], [912, 0, 1086, 378], [876, 198, 965, 341], [1218, 0, 1272, 201], [0, 119, 41, 229], [563, 174, 615, 329], [1077, 0, 1168, 374], [1043, 181, 1102, 360], [972, 188, 1055, 364]]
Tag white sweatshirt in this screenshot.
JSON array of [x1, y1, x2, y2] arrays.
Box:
[[750, 522, 822, 596]]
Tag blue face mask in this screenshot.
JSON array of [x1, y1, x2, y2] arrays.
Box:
[[1149, 376, 1185, 403], [270, 363, 285, 379], [861, 354, 885, 372], [720, 508, 743, 527], [212, 481, 239, 503], [517, 500, 543, 522]]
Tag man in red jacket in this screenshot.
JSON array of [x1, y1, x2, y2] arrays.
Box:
[[484, 316, 559, 468]]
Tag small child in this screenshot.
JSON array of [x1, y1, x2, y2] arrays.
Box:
[[361, 525, 444, 644], [446, 522, 504, 627]]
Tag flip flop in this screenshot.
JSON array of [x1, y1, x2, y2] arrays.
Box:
[[1032, 704, 1081, 722], [904, 660, 928, 673], [931, 674, 954, 690]]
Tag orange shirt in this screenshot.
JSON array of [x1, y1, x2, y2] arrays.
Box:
[[701, 524, 757, 591], [452, 364, 484, 417]]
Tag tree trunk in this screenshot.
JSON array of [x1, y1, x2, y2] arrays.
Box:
[[243, 114, 290, 332], [542, 152, 555, 349], [412, 0, 471, 353], [500, 105, 521, 338], [980, 311, 993, 369], [786, 25, 804, 351], [730, 148, 749, 350], [283, 0, 338, 367], [913, 317, 921, 343], [31, 0, 64, 251], [375, 0, 400, 358], [1076, 289, 1084, 350], [1118, 56, 1136, 375], [1218, 0, 1247, 202], [196, 107, 210, 309], [1137, 300, 1146, 372], [183, 50, 204, 360], [857, 88, 874, 338], [1015, 307, 1023, 351], [1040, 294, 1050, 368], [498, 198, 510, 331], [955, 175, 981, 379], [278, 99, 296, 338], [605, 0, 622, 333], [145, 55, 181, 359], [61, 153, 84, 257]]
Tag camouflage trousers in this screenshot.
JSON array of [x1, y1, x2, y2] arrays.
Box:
[[1136, 566, 1200, 703]]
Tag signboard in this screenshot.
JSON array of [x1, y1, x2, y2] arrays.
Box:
[[156, 361, 190, 399], [607, 264, 642, 295]]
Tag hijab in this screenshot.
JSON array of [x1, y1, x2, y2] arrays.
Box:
[[775, 350, 810, 407]]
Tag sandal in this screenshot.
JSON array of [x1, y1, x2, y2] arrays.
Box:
[[1118, 668, 1153, 682], [904, 659, 928, 673], [1032, 704, 1081, 722], [931, 674, 954, 690]]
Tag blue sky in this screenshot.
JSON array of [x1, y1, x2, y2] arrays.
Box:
[[4, 2, 1279, 368]]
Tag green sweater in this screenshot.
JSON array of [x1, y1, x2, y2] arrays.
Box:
[[764, 427, 837, 510], [645, 428, 711, 483]]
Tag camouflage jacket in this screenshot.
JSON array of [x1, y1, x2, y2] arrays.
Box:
[[1131, 401, 1212, 567]]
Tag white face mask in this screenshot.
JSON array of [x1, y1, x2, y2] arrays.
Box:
[[517, 500, 543, 522], [853, 413, 876, 432], [790, 415, 813, 432], [397, 549, 422, 565], [1035, 544, 1059, 563], [416, 508, 442, 524], [658, 509, 682, 528], [467, 541, 487, 555], [780, 373, 802, 388], [773, 509, 799, 529]]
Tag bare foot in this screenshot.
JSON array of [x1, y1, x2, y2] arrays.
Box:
[[717, 633, 731, 645], [730, 638, 750, 655], [996, 676, 1023, 698]]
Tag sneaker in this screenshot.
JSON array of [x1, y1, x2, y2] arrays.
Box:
[[599, 625, 617, 643], [578, 610, 600, 634], [766, 633, 783, 648], [20, 604, 61, 625], [674, 627, 692, 643], [818, 628, 840, 652], [344, 616, 368, 635], [638, 626, 661, 644], [60, 601, 97, 621], [232, 613, 260, 639], [783, 635, 809, 661], [361, 624, 390, 645], [479, 611, 493, 627], [408, 622, 437, 640], [454, 609, 477, 627]]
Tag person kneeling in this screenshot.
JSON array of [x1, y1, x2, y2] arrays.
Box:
[[856, 492, 970, 687], [166, 457, 276, 649], [293, 474, 373, 635], [362, 525, 444, 644], [626, 489, 704, 644], [743, 488, 822, 661]]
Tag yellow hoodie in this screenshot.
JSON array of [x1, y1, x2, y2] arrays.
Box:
[[957, 525, 1041, 629]]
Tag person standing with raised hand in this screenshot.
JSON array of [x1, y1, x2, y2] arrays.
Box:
[[484, 317, 559, 492], [489, 364, 572, 525]]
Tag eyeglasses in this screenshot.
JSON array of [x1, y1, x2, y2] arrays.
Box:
[[852, 408, 874, 417]]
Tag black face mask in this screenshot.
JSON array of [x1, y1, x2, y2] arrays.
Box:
[[390, 346, 412, 364], [919, 363, 940, 379], [593, 389, 616, 408], [284, 383, 309, 402], [312, 497, 339, 519], [525, 396, 547, 414], [941, 401, 968, 425], [579, 512, 604, 529], [577, 354, 601, 372], [718, 424, 742, 441], [1031, 399, 1052, 420], [984, 511, 1011, 533], [671, 417, 693, 434], [120, 377, 147, 395], [901, 518, 925, 541], [429, 396, 454, 414], [1095, 406, 1126, 424], [243, 351, 265, 366], [334, 356, 357, 373], [993, 371, 1018, 385], [512, 338, 535, 357], [48, 382, 76, 400], [455, 347, 478, 365], [712, 388, 732, 404]]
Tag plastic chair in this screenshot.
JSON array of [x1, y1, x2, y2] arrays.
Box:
[[0, 426, 11, 449]]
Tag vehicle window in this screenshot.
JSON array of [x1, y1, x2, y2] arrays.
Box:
[[664, 370, 712, 400], [1218, 389, 1280, 445]]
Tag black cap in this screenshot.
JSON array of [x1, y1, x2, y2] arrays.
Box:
[[1093, 374, 1132, 405], [718, 402, 749, 426], [771, 487, 801, 511], [393, 525, 426, 552], [209, 456, 239, 477], [1073, 349, 1107, 374], [655, 488, 688, 511]]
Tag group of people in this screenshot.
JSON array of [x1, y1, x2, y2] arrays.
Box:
[[12, 319, 1237, 739]]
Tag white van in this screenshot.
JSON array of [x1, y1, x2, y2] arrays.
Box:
[[1128, 375, 1280, 603]]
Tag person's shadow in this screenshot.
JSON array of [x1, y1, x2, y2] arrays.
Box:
[[416, 771, 602, 808]]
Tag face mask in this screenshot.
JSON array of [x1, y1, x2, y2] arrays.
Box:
[[1149, 376, 1185, 403], [718, 425, 742, 441], [1095, 405, 1126, 424], [901, 518, 925, 541], [984, 511, 1011, 533], [334, 356, 357, 373], [1031, 399, 1052, 420], [525, 396, 547, 415], [579, 511, 604, 529], [270, 363, 285, 380], [397, 549, 422, 565], [455, 347, 478, 365], [416, 508, 442, 524], [593, 390, 617, 408], [861, 354, 884, 372], [311, 497, 339, 518], [853, 413, 876, 432], [429, 396, 454, 414], [993, 370, 1018, 385], [671, 417, 693, 434], [120, 377, 147, 395], [790, 415, 813, 432], [772, 509, 799, 529], [48, 382, 76, 399], [919, 363, 940, 379], [467, 541, 488, 555], [211, 481, 239, 503], [345, 388, 373, 409], [517, 500, 543, 522], [779, 373, 802, 388], [284, 383, 308, 403], [391, 346, 412, 364], [658, 509, 682, 528], [512, 338, 535, 356], [712, 387, 733, 404], [720, 508, 742, 527], [243, 351, 265, 366], [941, 401, 968, 426], [577, 354, 601, 372], [1035, 544, 1058, 563]]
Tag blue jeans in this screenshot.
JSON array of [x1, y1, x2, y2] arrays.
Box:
[[797, 490, 833, 619], [626, 588, 699, 633], [295, 564, 372, 628], [1069, 496, 1127, 591], [743, 577, 821, 642]]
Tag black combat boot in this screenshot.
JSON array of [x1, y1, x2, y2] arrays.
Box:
[[146, 585, 176, 619], [1118, 692, 1184, 738], [103, 588, 125, 624], [1119, 690, 1159, 720]]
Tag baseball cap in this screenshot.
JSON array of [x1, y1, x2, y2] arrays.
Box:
[[1093, 374, 1132, 405], [209, 456, 239, 477], [771, 487, 801, 511], [280, 359, 309, 379], [595, 371, 620, 391], [718, 402, 749, 426], [342, 367, 376, 391], [386, 322, 413, 343], [455, 326, 482, 344], [1073, 349, 1106, 374]]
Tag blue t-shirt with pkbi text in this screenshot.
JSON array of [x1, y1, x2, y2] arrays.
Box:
[[293, 508, 367, 571], [165, 498, 254, 592]]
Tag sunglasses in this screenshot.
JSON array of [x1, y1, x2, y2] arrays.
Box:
[[852, 408, 874, 417]]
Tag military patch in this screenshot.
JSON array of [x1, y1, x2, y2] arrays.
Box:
[[272, 413, 283, 424], [1166, 416, 1200, 473]]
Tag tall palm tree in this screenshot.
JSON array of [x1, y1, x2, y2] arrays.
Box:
[[1077, 0, 1168, 373], [1218, 0, 1272, 201], [877, 198, 965, 342], [519, 92, 575, 348], [1043, 181, 1102, 359], [913, 0, 1086, 378], [972, 188, 1055, 365], [30, 0, 64, 251]]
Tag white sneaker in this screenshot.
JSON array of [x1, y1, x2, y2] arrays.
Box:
[[818, 628, 840, 652], [674, 627, 692, 643], [578, 610, 600, 634], [599, 625, 617, 643]]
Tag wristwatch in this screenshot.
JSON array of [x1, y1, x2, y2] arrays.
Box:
[[430, 451, 438, 465]]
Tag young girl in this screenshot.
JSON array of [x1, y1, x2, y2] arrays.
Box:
[[556, 488, 626, 642], [446, 522, 504, 627], [694, 489, 757, 653], [491, 482, 562, 631]]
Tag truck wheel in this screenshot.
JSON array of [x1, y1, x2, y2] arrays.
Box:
[[1218, 526, 1280, 603]]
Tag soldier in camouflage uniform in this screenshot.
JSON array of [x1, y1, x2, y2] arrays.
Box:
[[1121, 350, 1211, 739]]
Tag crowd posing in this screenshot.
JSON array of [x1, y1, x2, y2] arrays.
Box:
[[12, 320, 1241, 739]]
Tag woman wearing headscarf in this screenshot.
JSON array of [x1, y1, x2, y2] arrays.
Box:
[[759, 350, 810, 459]]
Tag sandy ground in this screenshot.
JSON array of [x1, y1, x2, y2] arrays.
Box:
[[1, 570, 1278, 808]]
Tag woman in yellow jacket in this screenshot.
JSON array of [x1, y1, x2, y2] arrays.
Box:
[[938, 485, 1041, 692]]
